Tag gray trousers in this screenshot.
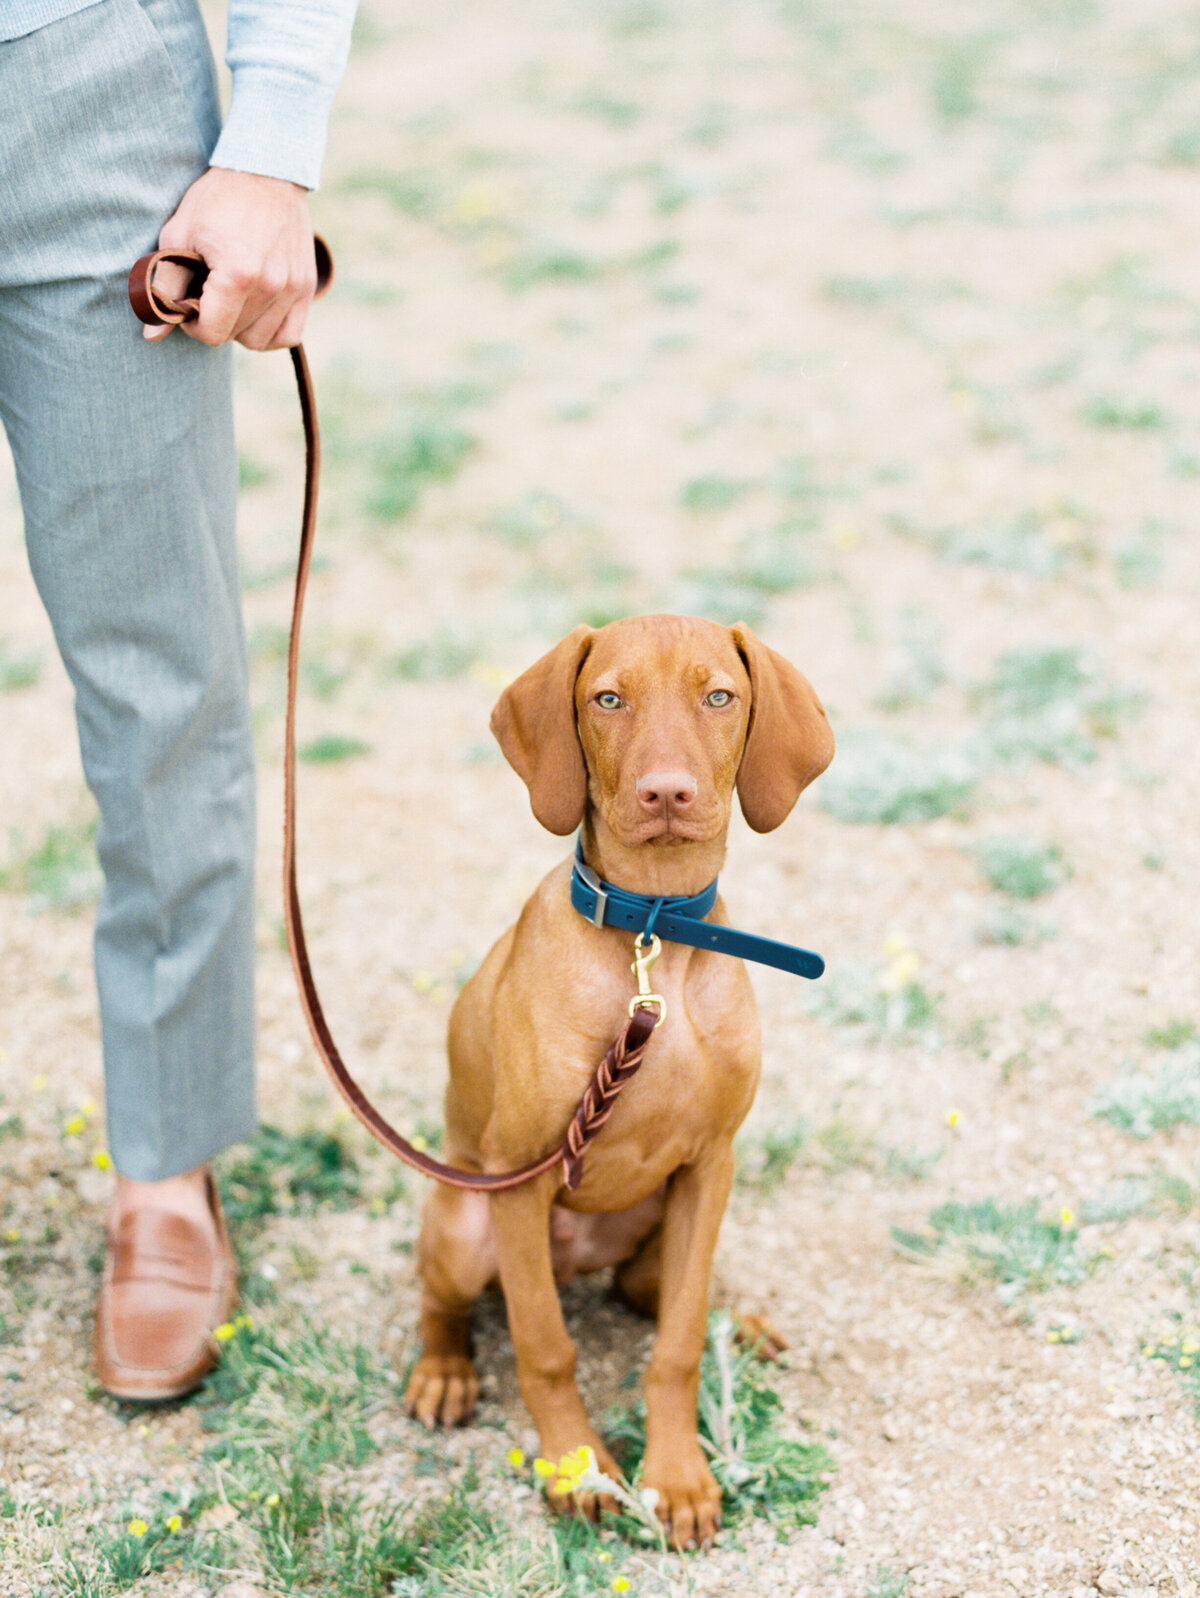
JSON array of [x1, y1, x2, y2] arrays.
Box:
[[0, 0, 257, 1180]]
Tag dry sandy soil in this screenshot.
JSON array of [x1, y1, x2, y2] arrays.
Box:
[[3, 0, 1200, 1594]]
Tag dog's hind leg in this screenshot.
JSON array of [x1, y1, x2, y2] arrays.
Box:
[[613, 1223, 662, 1318], [405, 1185, 495, 1427]]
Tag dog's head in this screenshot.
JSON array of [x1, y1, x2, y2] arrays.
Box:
[[490, 614, 833, 843]]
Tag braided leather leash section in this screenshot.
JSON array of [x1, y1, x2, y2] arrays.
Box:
[[127, 243, 659, 1195]]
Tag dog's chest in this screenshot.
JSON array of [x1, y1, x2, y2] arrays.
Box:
[[553, 971, 761, 1210]]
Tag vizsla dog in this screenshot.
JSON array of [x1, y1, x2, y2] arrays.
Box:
[[404, 614, 833, 1548]]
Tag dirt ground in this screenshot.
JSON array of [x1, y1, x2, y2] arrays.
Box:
[[3, 0, 1200, 1593]]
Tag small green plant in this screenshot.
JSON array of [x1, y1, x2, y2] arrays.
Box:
[[1081, 396, 1167, 430], [1089, 1047, 1200, 1137], [737, 1120, 807, 1192], [604, 1312, 832, 1534], [1143, 1018, 1198, 1050], [678, 474, 751, 513], [502, 245, 599, 291], [973, 644, 1141, 768], [365, 410, 477, 522], [806, 945, 942, 1040], [298, 734, 371, 763], [818, 730, 975, 824], [931, 36, 992, 124], [0, 818, 101, 911], [390, 633, 480, 682], [868, 1564, 912, 1598], [893, 1198, 1092, 1299], [1141, 1321, 1200, 1414], [973, 835, 1068, 899], [218, 1124, 363, 1224], [0, 640, 41, 691]]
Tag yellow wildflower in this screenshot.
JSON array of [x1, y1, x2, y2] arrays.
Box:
[[945, 1109, 961, 1128], [63, 1114, 86, 1137], [79, 1097, 98, 1119], [533, 1458, 556, 1478], [127, 1520, 147, 1538], [553, 1445, 598, 1494], [1058, 1207, 1075, 1228], [612, 1579, 631, 1594], [213, 1322, 236, 1343], [166, 1515, 183, 1533], [411, 1134, 429, 1153], [93, 1150, 112, 1171], [3, 1229, 19, 1245], [265, 1493, 281, 1508], [412, 972, 436, 995], [1181, 1339, 1199, 1356], [1181, 1356, 1194, 1370], [507, 1448, 526, 1469]]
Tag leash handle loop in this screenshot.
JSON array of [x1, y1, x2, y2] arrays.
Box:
[[128, 237, 335, 328]]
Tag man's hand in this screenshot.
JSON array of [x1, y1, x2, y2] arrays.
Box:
[[146, 168, 317, 351]]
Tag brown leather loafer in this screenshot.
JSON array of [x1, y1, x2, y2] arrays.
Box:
[[94, 1173, 237, 1401]]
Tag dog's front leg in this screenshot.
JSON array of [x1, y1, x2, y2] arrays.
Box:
[[489, 1176, 622, 1517], [642, 1147, 734, 1550]]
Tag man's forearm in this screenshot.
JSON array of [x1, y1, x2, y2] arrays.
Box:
[[210, 0, 358, 191]]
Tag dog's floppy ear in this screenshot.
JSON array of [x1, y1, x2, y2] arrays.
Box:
[[490, 625, 594, 835], [731, 623, 834, 833]]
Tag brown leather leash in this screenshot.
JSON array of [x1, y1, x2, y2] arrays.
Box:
[[127, 243, 659, 1194]]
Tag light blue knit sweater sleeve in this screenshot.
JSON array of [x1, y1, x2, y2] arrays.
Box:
[[209, 0, 358, 191]]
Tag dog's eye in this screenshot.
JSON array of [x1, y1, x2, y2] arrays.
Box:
[[595, 691, 624, 711], [705, 690, 733, 707]]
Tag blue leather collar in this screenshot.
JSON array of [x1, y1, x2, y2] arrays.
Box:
[[570, 840, 824, 980]]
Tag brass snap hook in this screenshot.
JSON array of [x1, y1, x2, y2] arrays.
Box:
[[629, 931, 667, 1027]]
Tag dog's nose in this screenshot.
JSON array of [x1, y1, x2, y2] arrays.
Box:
[[636, 769, 698, 815]]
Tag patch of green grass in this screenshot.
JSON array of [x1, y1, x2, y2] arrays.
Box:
[[1081, 395, 1168, 430], [238, 453, 273, 490], [678, 474, 751, 513], [489, 491, 591, 549], [502, 246, 600, 291], [736, 1120, 807, 1193], [806, 958, 942, 1040], [868, 1564, 912, 1598], [341, 167, 437, 217], [1089, 1047, 1200, 1138], [1144, 1018, 1198, 1050], [973, 835, 1068, 899], [673, 523, 825, 626], [817, 730, 976, 824], [1141, 1320, 1200, 1414], [0, 640, 42, 691], [218, 1124, 364, 1225], [931, 35, 994, 124], [605, 1312, 832, 1535], [365, 410, 477, 523], [894, 1198, 1093, 1300], [390, 633, 481, 682], [298, 734, 371, 763], [0, 818, 101, 911], [973, 644, 1142, 768]]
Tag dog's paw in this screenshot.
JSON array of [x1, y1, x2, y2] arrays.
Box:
[[733, 1311, 789, 1362], [643, 1447, 722, 1551], [404, 1353, 480, 1428]]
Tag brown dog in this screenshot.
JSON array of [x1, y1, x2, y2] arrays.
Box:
[[404, 614, 833, 1548]]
